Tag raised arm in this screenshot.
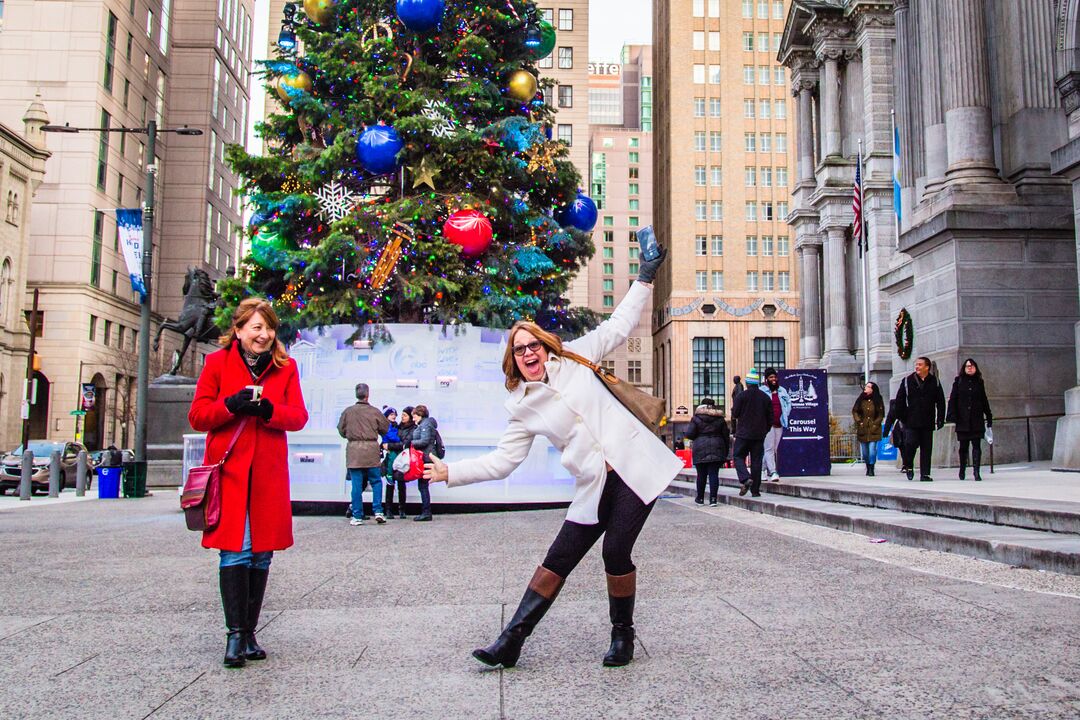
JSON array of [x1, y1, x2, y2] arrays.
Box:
[[442, 417, 536, 487]]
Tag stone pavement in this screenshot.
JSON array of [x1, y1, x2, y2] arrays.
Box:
[[2, 494, 1080, 719]]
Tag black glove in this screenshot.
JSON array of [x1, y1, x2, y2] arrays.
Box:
[[255, 399, 274, 421], [225, 387, 255, 414], [637, 246, 667, 284]]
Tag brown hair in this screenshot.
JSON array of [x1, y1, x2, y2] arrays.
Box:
[[502, 321, 587, 392], [219, 297, 289, 368], [412, 404, 429, 419]]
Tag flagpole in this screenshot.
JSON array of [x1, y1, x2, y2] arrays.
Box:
[[859, 139, 871, 385]]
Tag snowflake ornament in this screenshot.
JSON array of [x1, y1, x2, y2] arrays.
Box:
[[313, 180, 359, 222], [421, 99, 456, 138]]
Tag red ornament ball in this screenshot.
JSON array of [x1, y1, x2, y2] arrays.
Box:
[[443, 209, 493, 256]]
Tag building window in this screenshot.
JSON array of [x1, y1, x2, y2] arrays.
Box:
[[742, 32, 753, 52], [558, 8, 573, 30], [708, 65, 721, 84], [692, 337, 725, 409], [629, 246, 639, 259], [712, 271, 724, 292], [758, 66, 770, 85], [629, 167, 639, 178], [693, 64, 705, 84], [629, 151, 640, 163], [603, 262, 614, 274], [778, 201, 789, 217], [696, 271, 707, 292], [775, 66, 786, 85], [694, 131, 706, 152], [710, 131, 722, 152], [146, 8, 154, 38], [710, 98, 721, 117], [759, 99, 771, 118], [629, 216, 639, 226], [628, 199, 639, 210], [773, 33, 782, 52], [708, 0, 719, 16], [743, 65, 754, 85], [538, 54, 553, 69], [558, 46, 573, 69], [762, 235, 774, 255], [693, 0, 704, 16], [693, 31, 704, 50], [778, 236, 790, 256], [558, 85, 573, 107], [757, 33, 769, 53], [747, 271, 759, 291], [774, 99, 787, 119], [628, 360, 642, 385], [629, 262, 639, 275], [761, 166, 772, 186], [603, 295, 614, 308], [746, 203, 757, 221], [773, 0, 784, 19], [744, 133, 756, 152], [694, 97, 705, 117], [754, 337, 786, 369], [763, 202, 774, 221], [695, 166, 706, 186], [603, 278, 614, 292], [557, 124, 572, 145], [97, 109, 110, 190], [709, 31, 720, 51], [629, 183, 639, 195], [711, 201, 723, 221], [758, 0, 769, 18], [601, 231, 613, 244], [91, 211, 103, 287], [695, 235, 708, 256], [159, 0, 171, 53], [710, 166, 722, 185], [776, 133, 788, 152], [695, 201, 707, 221], [746, 235, 758, 255], [742, 0, 753, 18], [103, 319, 113, 346], [744, 99, 755, 119], [711, 235, 723, 255], [603, 216, 614, 226], [104, 12, 118, 92], [779, 271, 791, 291], [776, 167, 788, 186], [745, 166, 756, 186], [760, 133, 772, 152], [89, 315, 98, 342]]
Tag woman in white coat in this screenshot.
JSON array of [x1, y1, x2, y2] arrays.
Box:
[[425, 250, 680, 669]]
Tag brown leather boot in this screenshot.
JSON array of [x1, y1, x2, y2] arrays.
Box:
[[472, 566, 564, 668], [603, 570, 637, 667]]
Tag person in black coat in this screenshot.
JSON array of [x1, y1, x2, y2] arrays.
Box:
[[892, 356, 947, 482], [730, 376, 744, 439], [731, 369, 773, 497], [946, 358, 993, 481], [683, 398, 730, 506]]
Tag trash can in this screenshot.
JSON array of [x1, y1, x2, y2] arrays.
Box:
[[98, 466, 122, 499], [123, 461, 147, 498]]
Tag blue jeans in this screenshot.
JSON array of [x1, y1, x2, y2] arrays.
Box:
[[860, 441, 878, 465], [219, 516, 273, 570], [350, 466, 383, 517]]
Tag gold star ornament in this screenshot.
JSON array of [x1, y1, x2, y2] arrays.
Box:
[[409, 156, 439, 190]]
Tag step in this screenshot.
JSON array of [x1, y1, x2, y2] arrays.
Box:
[[676, 469, 1080, 535], [667, 479, 1080, 576]]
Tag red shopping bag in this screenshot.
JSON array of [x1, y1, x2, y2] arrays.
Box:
[[404, 446, 425, 482]]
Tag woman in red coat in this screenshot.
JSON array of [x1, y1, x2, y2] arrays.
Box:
[[188, 297, 308, 667]]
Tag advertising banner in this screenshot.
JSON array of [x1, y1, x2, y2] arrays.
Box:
[[777, 369, 831, 477], [81, 383, 96, 411], [114, 208, 147, 300]]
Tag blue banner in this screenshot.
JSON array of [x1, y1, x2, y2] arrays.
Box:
[[777, 369, 831, 477], [114, 208, 146, 300]]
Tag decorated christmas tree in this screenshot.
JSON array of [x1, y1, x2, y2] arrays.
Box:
[[223, 0, 601, 340]]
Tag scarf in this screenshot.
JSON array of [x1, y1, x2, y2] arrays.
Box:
[[240, 344, 273, 381]]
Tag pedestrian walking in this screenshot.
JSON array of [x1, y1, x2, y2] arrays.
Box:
[[760, 368, 791, 482], [682, 398, 730, 506], [892, 356, 946, 482], [408, 404, 442, 521], [731, 369, 773, 497], [380, 407, 406, 518], [852, 382, 885, 476], [423, 248, 679, 669], [188, 297, 309, 668], [730, 375, 744, 438], [337, 383, 390, 525], [946, 358, 993, 481]]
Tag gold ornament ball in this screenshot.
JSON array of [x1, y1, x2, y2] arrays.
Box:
[[275, 71, 313, 103], [506, 70, 538, 103], [303, 0, 337, 26]]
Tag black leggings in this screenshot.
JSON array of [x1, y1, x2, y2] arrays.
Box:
[[384, 471, 406, 508], [958, 439, 982, 468], [695, 462, 721, 502], [541, 471, 655, 578]]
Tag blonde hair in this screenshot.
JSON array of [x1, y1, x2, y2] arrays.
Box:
[[219, 297, 289, 368]]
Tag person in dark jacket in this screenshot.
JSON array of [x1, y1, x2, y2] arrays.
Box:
[[852, 382, 885, 476], [409, 405, 440, 521], [892, 356, 946, 482], [683, 398, 730, 506], [380, 407, 407, 518], [730, 376, 745, 438], [730, 369, 773, 497], [946, 358, 993, 481]]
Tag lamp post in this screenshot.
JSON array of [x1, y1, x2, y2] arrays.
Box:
[[42, 121, 202, 464]]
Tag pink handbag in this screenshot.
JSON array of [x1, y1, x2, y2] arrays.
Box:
[[181, 419, 249, 532]]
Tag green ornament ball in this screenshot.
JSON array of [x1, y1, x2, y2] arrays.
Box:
[[531, 21, 556, 60]]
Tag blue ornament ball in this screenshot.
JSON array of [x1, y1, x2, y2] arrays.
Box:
[[356, 125, 404, 175], [557, 191, 598, 232], [396, 0, 444, 32], [248, 210, 270, 228]]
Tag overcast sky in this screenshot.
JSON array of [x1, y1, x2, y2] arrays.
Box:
[[589, 0, 652, 62]]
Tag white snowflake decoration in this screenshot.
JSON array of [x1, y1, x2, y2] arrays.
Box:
[[421, 99, 456, 139], [313, 180, 359, 223]]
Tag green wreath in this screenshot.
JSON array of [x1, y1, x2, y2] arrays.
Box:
[[894, 308, 914, 360]]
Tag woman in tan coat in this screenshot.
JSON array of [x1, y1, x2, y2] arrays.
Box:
[[852, 382, 885, 476]]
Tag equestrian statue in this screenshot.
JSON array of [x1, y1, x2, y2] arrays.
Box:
[[154, 267, 222, 375]]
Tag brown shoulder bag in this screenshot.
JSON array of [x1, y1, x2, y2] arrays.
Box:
[[562, 351, 668, 433]]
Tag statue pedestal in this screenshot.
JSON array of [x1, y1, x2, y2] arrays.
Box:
[[147, 375, 197, 488]]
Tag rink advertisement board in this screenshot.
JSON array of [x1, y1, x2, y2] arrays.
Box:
[[776, 369, 831, 477]]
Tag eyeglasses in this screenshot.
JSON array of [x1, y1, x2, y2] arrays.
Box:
[[512, 341, 543, 357]]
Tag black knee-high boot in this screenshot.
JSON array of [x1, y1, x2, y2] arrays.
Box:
[[244, 568, 269, 660], [473, 566, 564, 668], [219, 566, 249, 668], [972, 443, 983, 481], [603, 570, 637, 667]]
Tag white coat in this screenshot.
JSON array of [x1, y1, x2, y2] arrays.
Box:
[[446, 281, 684, 524]]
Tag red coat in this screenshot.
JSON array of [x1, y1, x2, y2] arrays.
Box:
[[188, 342, 309, 552]]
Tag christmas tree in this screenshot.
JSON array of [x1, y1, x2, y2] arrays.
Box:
[[223, 0, 601, 340]]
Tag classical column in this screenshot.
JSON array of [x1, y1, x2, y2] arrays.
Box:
[[893, 0, 914, 209], [941, 0, 1002, 184], [799, 244, 823, 362], [796, 80, 816, 182], [917, 0, 946, 196], [823, 227, 849, 355], [821, 50, 843, 157]]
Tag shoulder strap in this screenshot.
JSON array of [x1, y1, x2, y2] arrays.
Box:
[[561, 349, 620, 387], [216, 418, 251, 467]]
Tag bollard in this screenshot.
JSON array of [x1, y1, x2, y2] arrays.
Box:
[[19, 450, 33, 501], [76, 450, 88, 497], [48, 450, 61, 498]]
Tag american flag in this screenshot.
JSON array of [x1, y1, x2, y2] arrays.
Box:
[[852, 157, 863, 248]]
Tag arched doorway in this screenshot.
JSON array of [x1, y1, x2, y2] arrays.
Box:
[[28, 371, 50, 441], [82, 373, 107, 451]]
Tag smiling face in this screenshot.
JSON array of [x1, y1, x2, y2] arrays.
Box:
[[235, 310, 276, 354], [512, 329, 549, 383]]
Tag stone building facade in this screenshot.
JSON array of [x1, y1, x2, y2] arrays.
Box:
[[781, 0, 1080, 465]]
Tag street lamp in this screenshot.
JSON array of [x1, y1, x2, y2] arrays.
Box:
[[42, 120, 203, 465]]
